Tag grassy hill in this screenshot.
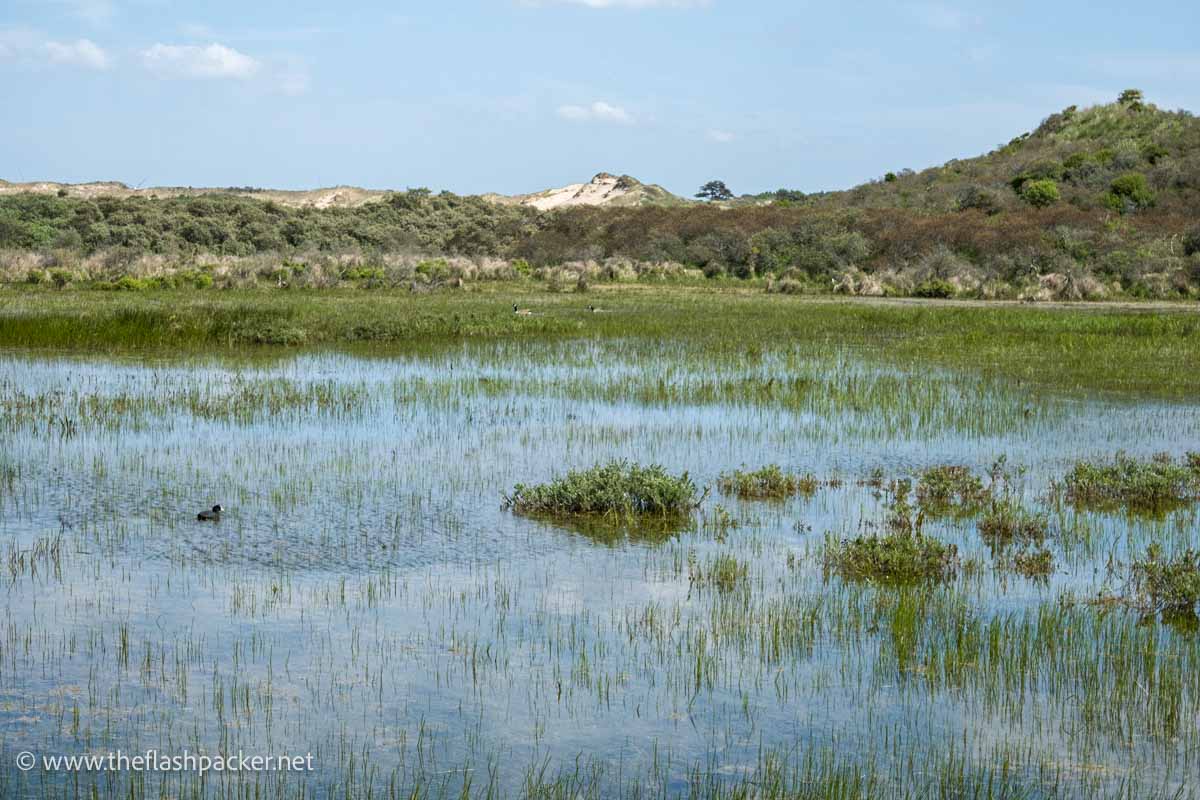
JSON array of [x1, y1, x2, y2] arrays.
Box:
[[751, 90, 1200, 217]]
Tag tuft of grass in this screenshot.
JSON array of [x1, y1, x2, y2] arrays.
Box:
[[1061, 452, 1198, 513], [978, 500, 1049, 545], [689, 553, 749, 594], [823, 531, 958, 584], [1009, 546, 1055, 580], [1129, 544, 1200, 613], [916, 465, 988, 515], [717, 464, 817, 500], [503, 461, 699, 519]]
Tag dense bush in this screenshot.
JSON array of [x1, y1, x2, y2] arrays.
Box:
[[1105, 172, 1156, 213], [1020, 179, 1061, 208]]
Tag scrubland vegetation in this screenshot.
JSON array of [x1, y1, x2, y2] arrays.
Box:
[[2, 93, 1200, 301]]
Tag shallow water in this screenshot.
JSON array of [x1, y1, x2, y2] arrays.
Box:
[[1, 340, 1198, 798]]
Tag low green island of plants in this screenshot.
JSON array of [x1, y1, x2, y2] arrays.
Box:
[[503, 461, 699, 519], [1060, 452, 1200, 513], [717, 464, 818, 500]]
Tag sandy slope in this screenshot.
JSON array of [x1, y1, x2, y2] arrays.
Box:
[[1, 172, 681, 210]]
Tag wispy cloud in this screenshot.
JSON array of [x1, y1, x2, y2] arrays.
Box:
[[707, 129, 735, 143], [1, 28, 110, 70], [44, 38, 110, 69], [907, 3, 978, 31], [557, 101, 633, 124], [141, 42, 260, 80]]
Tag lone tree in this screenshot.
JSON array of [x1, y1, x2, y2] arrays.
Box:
[[1118, 89, 1144, 109], [696, 180, 734, 201]]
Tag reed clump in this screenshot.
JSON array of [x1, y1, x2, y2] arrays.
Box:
[[717, 464, 817, 500], [1061, 452, 1199, 513], [823, 531, 958, 583], [978, 500, 1049, 545], [916, 465, 989, 515], [1129, 544, 1200, 613], [503, 461, 699, 519]]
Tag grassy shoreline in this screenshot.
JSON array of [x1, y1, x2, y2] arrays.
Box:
[[2, 285, 1199, 398]]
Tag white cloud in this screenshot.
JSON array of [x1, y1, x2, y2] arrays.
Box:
[[557, 101, 633, 124], [141, 43, 260, 79], [44, 38, 110, 69], [707, 129, 735, 143], [907, 3, 978, 31]]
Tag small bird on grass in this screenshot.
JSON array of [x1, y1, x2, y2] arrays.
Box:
[[513, 303, 533, 316], [197, 504, 224, 521]]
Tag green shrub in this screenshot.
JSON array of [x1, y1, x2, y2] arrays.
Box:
[[718, 464, 817, 500], [343, 266, 386, 282], [1104, 172, 1155, 213], [1130, 544, 1200, 612], [49, 268, 73, 289], [503, 461, 699, 519], [912, 279, 956, 299], [1182, 228, 1200, 257], [823, 530, 958, 583], [113, 275, 149, 291], [1062, 453, 1198, 513], [25, 269, 46, 285], [415, 258, 450, 282], [955, 186, 1001, 215], [1020, 179, 1060, 208]]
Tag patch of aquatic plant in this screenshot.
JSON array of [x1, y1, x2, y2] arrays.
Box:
[[700, 505, 739, 540], [978, 499, 1049, 546], [1128, 544, 1200, 613], [824, 530, 959, 584], [503, 460, 700, 519], [689, 552, 749, 594], [1007, 546, 1055, 580], [717, 464, 817, 500], [1061, 452, 1199, 513], [916, 465, 988, 516]]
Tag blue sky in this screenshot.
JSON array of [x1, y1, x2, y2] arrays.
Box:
[[2, 1, 1198, 196]]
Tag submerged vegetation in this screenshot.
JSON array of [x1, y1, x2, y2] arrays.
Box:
[[503, 461, 699, 519]]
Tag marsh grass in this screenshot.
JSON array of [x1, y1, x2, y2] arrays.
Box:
[[1008, 546, 1055, 579], [503, 461, 700, 519], [916, 465, 988, 516], [1129, 544, 1200, 613], [979, 499, 1049, 546], [1061, 452, 1199, 513], [689, 553, 749, 594], [823, 531, 959, 584], [717, 464, 818, 500]]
